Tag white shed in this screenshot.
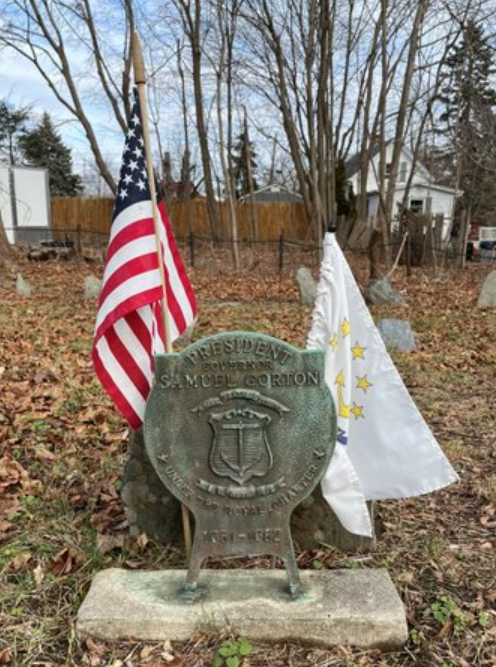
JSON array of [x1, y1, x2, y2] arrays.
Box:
[[0, 165, 51, 244]]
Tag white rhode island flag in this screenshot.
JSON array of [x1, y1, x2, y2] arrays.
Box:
[[307, 232, 458, 537]]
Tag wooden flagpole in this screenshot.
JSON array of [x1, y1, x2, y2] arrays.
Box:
[[132, 33, 192, 558]]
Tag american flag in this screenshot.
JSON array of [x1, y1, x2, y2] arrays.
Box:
[[92, 89, 196, 429]]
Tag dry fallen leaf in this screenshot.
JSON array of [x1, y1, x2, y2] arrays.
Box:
[[34, 444, 57, 462], [33, 563, 45, 586], [136, 532, 149, 549], [0, 647, 12, 665], [49, 547, 84, 576], [140, 645, 155, 659], [8, 552, 32, 572], [96, 533, 125, 555]]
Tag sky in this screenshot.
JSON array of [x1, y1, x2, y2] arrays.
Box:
[[0, 41, 234, 197], [0, 1, 282, 198], [0, 47, 131, 195]]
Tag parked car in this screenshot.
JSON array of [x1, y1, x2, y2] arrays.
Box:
[[479, 240, 495, 262]]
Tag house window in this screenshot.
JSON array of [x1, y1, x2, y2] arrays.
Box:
[[385, 162, 392, 178], [410, 199, 424, 214], [399, 161, 407, 183]]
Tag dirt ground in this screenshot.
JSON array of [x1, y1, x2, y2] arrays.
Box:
[[0, 248, 495, 666]]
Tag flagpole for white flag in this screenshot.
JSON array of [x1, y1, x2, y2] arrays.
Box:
[[132, 33, 193, 558]]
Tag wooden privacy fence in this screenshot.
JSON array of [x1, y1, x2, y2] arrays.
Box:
[[51, 197, 114, 240], [50, 197, 311, 244]]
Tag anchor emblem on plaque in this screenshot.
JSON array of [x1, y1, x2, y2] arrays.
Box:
[[209, 408, 273, 485]]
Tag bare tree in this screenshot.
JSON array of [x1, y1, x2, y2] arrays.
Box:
[[172, 0, 221, 239], [239, 0, 334, 240], [0, 210, 13, 270], [1, 0, 137, 193], [211, 0, 241, 267], [380, 0, 431, 244]]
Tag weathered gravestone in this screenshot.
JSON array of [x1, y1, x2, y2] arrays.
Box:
[[16, 273, 32, 298], [365, 277, 404, 305], [83, 275, 102, 300], [478, 270, 496, 308], [295, 267, 317, 305], [77, 333, 407, 647]]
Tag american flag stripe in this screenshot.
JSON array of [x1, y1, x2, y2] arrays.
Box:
[[104, 323, 151, 399], [162, 266, 186, 337], [92, 88, 196, 427], [105, 223, 157, 267], [107, 201, 155, 244], [94, 306, 158, 425], [95, 272, 163, 337], [94, 333, 148, 428], [97, 252, 158, 312], [159, 203, 195, 322], [124, 309, 155, 358]]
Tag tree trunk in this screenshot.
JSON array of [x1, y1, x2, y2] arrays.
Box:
[[182, 0, 221, 241], [192, 44, 221, 240], [215, 4, 239, 269], [0, 213, 13, 272], [383, 0, 429, 238]]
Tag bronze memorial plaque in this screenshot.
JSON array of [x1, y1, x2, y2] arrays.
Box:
[[144, 332, 336, 597]]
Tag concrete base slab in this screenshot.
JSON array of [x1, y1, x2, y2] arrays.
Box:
[[76, 568, 408, 648]]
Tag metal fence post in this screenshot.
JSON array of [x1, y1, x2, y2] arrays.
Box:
[[278, 230, 284, 271], [76, 224, 83, 255], [189, 232, 195, 268]]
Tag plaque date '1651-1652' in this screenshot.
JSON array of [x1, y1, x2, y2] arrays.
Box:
[[144, 332, 337, 598]]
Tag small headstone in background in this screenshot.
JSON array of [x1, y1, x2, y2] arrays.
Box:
[[477, 271, 496, 308], [377, 319, 416, 352], [84, 275, 102, 299], [296, 267, 317, 305], [16, 273, 32, 297], [365, 277, 404, 306], [83, 247, 105, 264]]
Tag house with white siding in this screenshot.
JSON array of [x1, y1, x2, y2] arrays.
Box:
[[346, 143, 458, 238]]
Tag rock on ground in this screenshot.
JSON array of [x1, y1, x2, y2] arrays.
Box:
[[377, 319, 416, 352], [365, 277, 404, 305], [121, 428, 184, 545]]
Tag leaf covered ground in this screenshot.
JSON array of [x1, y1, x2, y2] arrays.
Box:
[[0, 248, 495, 667]]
